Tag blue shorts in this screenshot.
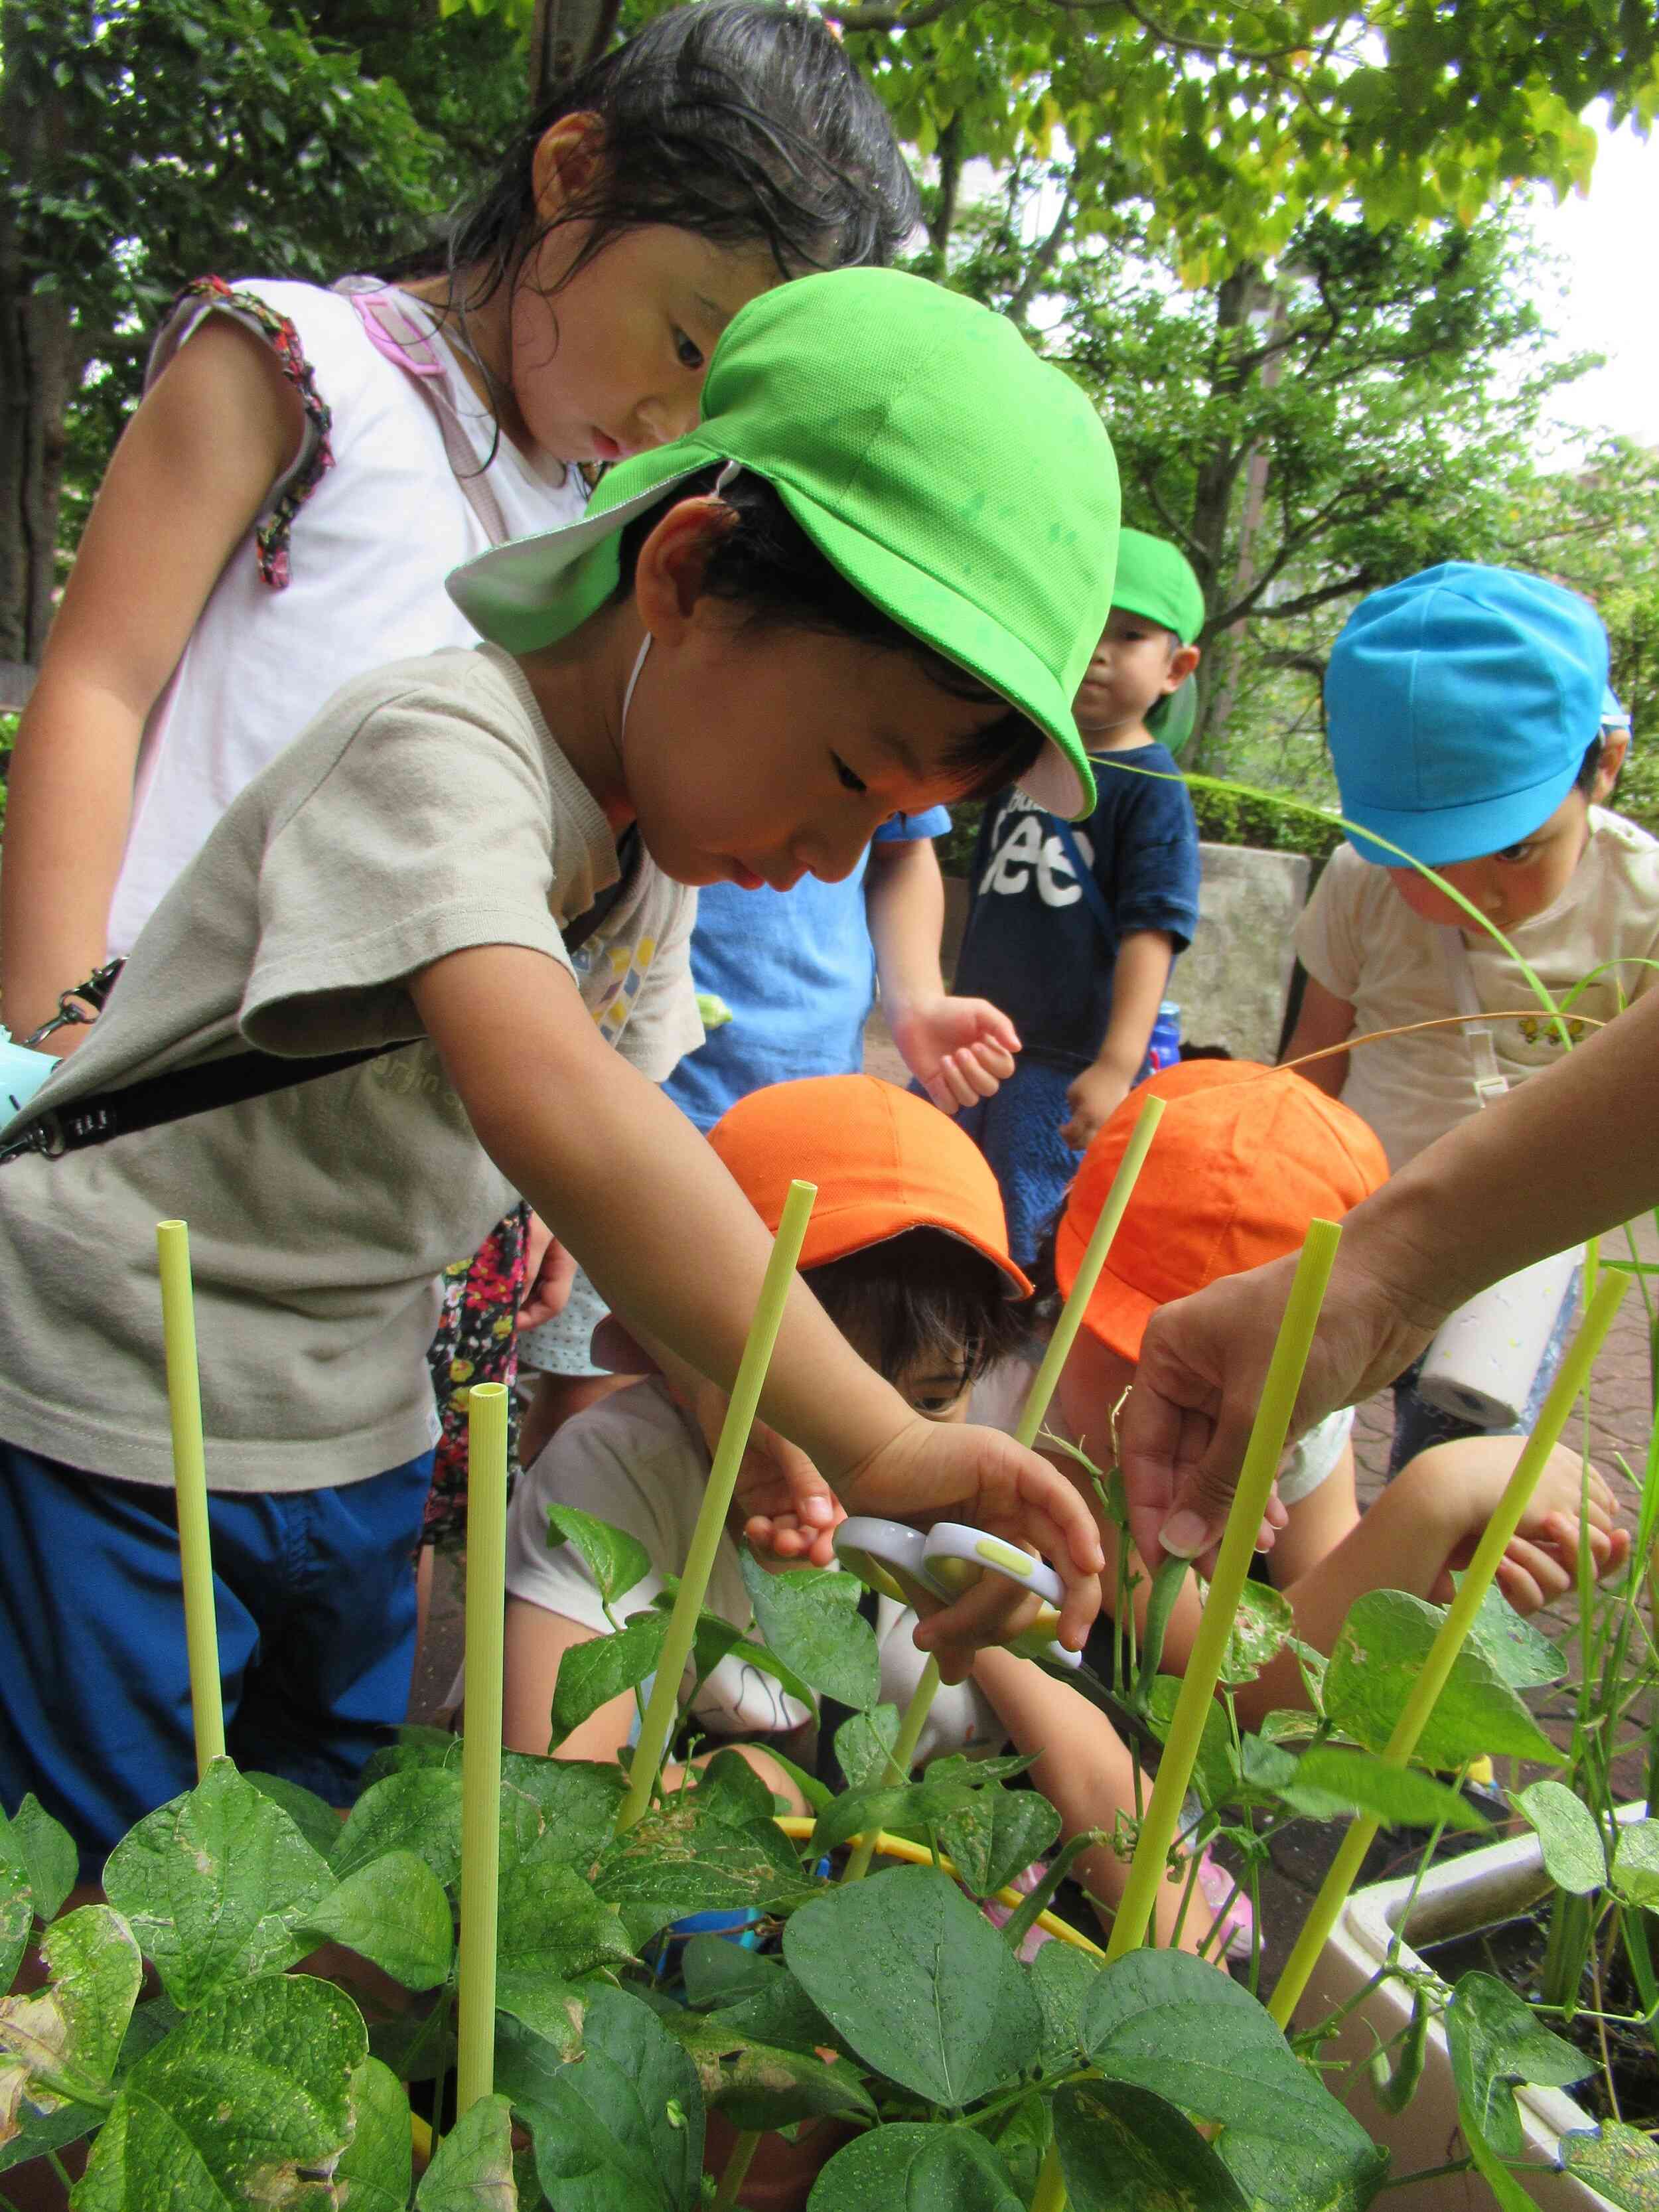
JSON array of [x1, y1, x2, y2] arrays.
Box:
[[0, 1442, 432, 1879], [955, 1057, 1087, 1272]]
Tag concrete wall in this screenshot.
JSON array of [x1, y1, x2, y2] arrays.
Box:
[[1175, 842, 1310, 1061]]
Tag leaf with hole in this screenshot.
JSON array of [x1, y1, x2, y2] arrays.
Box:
[[1324, 1590, 1559, 1767], [1446, 1970, 1589, 2160], [739, 1552, 881, 1708]]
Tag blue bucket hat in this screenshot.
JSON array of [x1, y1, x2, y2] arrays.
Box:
[[1325, 563, 1609, 867]]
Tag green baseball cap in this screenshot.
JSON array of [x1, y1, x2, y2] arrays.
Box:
[[446, 267, 1118, 819], [1112, 528, 1204, 646]]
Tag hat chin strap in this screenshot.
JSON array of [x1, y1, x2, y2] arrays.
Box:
[[619, 633, 651, 759]]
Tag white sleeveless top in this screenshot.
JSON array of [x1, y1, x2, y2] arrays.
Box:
[[109, 277, 587, 954]]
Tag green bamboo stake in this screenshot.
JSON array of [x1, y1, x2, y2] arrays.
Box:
[[457, 1380, 510, 2118], [1032, 1216, 1344, 2212], [618, 1181, 818, 1830], [847, 1096, 1171, 1893], [1268, 1266, 1628, 2030], [156, 1221, 225, 1778], [1015, 1093, 1167, 1453], [1105, 1216, 1342, 1965]]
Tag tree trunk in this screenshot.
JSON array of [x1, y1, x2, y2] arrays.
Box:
[[528, 0, 620, 104], [0, 0, 78, 665]]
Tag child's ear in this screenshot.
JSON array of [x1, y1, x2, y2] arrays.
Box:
[[1591, 729, 1629, 804], [1164, 642, 1201, 694], [531, 111, 607, 218], [632, 496, 741, 642]]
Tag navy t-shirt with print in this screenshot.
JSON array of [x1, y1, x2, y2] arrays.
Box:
[[953, 742, 1200, 1070]]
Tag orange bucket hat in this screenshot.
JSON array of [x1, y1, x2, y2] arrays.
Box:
[[1056, 1061, 1388, 1359], [708, 1074, 1032, 1296]]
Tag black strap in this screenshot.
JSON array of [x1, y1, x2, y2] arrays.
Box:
[[1047, 811, 1115, 944]]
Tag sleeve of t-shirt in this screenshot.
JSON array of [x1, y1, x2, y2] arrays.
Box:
[[503, 1386, 695, 1629], [873, 805, 951, 845], [1102, 771, 1201, 950], [240, 674, 575, 1055], [1295, 847, 1367, 1003]]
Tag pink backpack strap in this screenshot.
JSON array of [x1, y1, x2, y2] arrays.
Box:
[[335, 277, 512, 546]]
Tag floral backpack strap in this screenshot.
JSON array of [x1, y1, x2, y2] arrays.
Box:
[[157, 277, 336, 590], [334, 276, 512, 547]]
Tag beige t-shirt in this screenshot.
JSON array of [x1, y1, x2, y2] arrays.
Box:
[[1296, 811, 1659, 1169], [0, 644, 701, 1492]]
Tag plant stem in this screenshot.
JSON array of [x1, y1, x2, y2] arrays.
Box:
[[155, 1220, 225, 1777], [841, 1656, 940, 1883], [1267, 1270, 1629, 2030], [1014, 1094, 1165, 1453], [712, 2128, 760, 2208], [999, 1829, 1107, 1952], [456, 1382, 509, 2117], [619, 1183, 818, 1830]]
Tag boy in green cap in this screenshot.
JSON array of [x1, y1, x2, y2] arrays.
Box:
[[0, 267, 1115, 1873], [952, 526, 1203, 1266]]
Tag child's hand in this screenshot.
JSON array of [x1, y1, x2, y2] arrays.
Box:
[[889, 995, 1020, 1115], [1419, 1438, 1628, 1613], [838, 1420, 1104, 1678], [518, 1217, 576, 1330], [1060, 1063, 1131, 1151], [683, 1382, 843, 1570]]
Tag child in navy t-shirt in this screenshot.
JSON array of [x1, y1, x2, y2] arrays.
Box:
[[952, 529, 1203, 1263]]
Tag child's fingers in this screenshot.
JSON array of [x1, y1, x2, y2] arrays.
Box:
[[1493, 1553, 1546, 1613], [1500, 1536, 1571, 1610], [910, 1576, 1046, 1685]]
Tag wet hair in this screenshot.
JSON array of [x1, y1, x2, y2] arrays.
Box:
[[387, 5, 917, 307], [614, 465, 1046, 800], [805, 1230, 1032, 1392]]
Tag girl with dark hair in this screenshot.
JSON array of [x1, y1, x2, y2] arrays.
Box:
[[1, 1, 919, 1546]]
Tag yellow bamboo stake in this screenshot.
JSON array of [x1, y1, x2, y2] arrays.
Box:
[[1032, 1216, 1343, 2212], [1268, 1268, 1628, 2029], [155, 1221, 225, 1777], [618, 1183, 818, 1830], [456, 1380, 510, 2117]]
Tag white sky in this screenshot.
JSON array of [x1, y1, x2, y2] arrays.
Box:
[[1522, 111, 1659, 454]]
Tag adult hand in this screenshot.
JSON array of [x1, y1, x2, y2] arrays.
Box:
[[888, 994, 1020, 1114], [839, 1419, 1104, 1679], [518, 1217, 576, 1330], [1118, 1247, 1441, 1572]]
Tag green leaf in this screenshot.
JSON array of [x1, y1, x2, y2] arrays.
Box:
[[1610, 1819, 1659, 1908], [1516, 1781, 1607, 1895], [658, 2013, 874, 2130], [8, 1797, 78, 1925], [415, 2091, 516, 2212], [1145, 1676, 1238, 1808], [551, 1614, 668, 1743], [1560, 2120, 1659, 2210], [102, 1758, 334, 2008], [809, 1775, 985, 1859], [0, 1905, 140, 2168], [809, 2122, 1023, 2209], [680, 1937, 776, 2011], [739, 1554, 881, 1708], [592, 1797, 818, 1939], [1323, 1591, 1559, 1768], [513, 1986, 703, 2212], [0, 1813, 33, 1994], [544, 1502, 651, 1607], [336, 2056, 413, 2212], [498, 1857, 634, 1981], [783, 1865, 1041, 2106], [331, 1766, 463, 1889], [934, 1774, 1061, 1899], [1215, 1578, 1297, 1685], [299, 1852, 453, 1990], [1078, 1948, 1387, 2207], [1445, 1970, 1589, 2160], [682, 1947, 843, 2058], [497, 1754, 624, 1874], [835, 1705, 901, 1791], [244, 1773, 346, 1860], [1032, 1941, 1105, 2069], [1460, 1580, 1565, 1690], [496, 1970, 588, 2061], [1272, 1745, 1492, 1832], [76, 1974, 366, 2212], [1053, 2079, 1250, 2210], [697, 1747, 780, 1826]]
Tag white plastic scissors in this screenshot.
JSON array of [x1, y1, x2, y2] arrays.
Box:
[[832, 1515, 1080, 1670]]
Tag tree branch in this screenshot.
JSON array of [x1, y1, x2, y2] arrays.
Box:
[[828, 0, 965, 31], [1006, 179, 1077, 328]]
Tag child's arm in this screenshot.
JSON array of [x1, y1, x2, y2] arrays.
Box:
[[411, 943, 1104, 1666], [502, 1599, 632, 1759], [1061, 926, 1173, 1150], [972, 1645, 1210, 1954], [865, 832, 1021, 1112], [1, 321, 302, 1039], [1281, 974, 1356, 1099]]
